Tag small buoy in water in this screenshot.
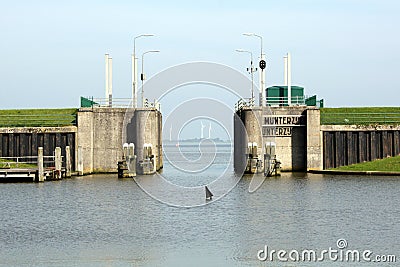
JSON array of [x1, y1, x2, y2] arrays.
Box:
[[205, 186, 213, 200]]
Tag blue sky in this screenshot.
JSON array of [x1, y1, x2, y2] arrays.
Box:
[[1, 0, 399, 112]]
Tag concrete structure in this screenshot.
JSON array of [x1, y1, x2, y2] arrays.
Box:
[[77, 107, 162, 174], [235, 105, 400, 172], [234, 106, 322, 172], [124, 108, 163, 172]]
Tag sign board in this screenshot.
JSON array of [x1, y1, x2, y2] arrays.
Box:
[[262, 115, 305, 137]]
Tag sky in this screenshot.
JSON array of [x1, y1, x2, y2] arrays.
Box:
[[1, 0, 400, 138]]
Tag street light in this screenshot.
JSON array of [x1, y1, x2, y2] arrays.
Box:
[[132, 34, 154, 108], [243, 33, 263, 55], [141, 50, 160, 108], [243, 33, 266, 107], [236, 49, 256, 106]]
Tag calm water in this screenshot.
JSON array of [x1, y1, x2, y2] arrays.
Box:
[[1, 145, 399, 266]]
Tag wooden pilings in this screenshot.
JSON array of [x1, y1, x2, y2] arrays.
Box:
[[323, 130, 400, 169]]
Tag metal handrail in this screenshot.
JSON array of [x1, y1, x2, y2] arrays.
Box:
[[266, 96, 306, 105], [86, 98, 133, 108], [1, 156, 63, 167], [83, 97, 161, 111], [235, 98, 255, 111]]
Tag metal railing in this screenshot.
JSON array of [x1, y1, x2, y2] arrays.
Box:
[[265, 96, 306, 106], [321, 113, 400, 125], [0, 156, 62, 168], [81, 97, 161, 111], [81, 97, 133, 108], [235, 98, 255, 111]]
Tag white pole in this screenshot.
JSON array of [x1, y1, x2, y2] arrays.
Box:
[[131, 54, 136, 108], [134, 56, 138, 108], [132, 54, 138, 108], [284, 55, 288, 86], [141, 50, 160, 108], [260, 54, 266, 107], [55, 147, 62, 179], [108, 57, 113, 107], [287, 52, 292, 106], [38, 147, 44, 182], [105, 54, 109, 101], [133, 34, 155, 108]]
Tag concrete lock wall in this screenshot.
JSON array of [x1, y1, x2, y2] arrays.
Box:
[[234, 106, 323, 172], [77, 108, 162, 174]]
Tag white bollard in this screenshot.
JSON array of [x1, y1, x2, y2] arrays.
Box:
[[77, 146, 83, 176], [38, 147, 44, 182], [65, 146, 71, 177], [55, 147, 62, 178]]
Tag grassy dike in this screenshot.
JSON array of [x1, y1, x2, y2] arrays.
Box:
[[331, 156, 400, 172], [320, 107, 400, 125], [0, 108, 77, 127]]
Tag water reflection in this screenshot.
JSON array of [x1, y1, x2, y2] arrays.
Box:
[[0, 157, 399, 266]]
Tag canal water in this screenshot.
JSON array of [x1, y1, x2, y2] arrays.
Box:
[[0, 145, 399, 266]]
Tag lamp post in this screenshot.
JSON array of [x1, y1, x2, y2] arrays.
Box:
[[243, 33, 266, 107], [132, 34, 154, 108], [141, 50, 160, 108], [236, 49, 256, 106]]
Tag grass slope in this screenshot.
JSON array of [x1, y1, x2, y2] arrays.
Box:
[[333, 155, 400, 172], [0, 108, 77, 127], [320, 107, 400, 125]]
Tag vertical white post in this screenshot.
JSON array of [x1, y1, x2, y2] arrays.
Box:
[[38, 147, 44, 182], [77, 146, 83, 176], [131, 54, 137, 108], [108, 57, 113, 107], [105, 54, 109, 101], [260, 54, 266, 107], [287, 52, 292, 106], [65, 146, 71, 177], [284, 55, 288, 86], [132, 54, 137, 108], [55, 147, 62, 178]]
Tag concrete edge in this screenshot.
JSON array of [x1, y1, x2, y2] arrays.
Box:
[[309, 170, 400, 176]]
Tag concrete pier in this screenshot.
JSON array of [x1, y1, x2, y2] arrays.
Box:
[[234, 106, 322, 172], [77, 107, 162, 174]]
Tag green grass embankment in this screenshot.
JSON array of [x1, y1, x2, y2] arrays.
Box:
[[332, 155, 400, 172], [320, 107, 400, 125], [0, 108, 77, 127]]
